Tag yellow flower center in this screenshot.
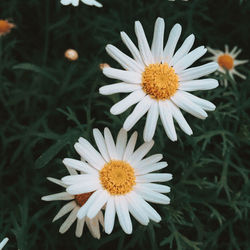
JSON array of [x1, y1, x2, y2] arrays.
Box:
[[141, 63, 179, 100], [218, 54, 234, 70], [75, 192, 93, 207], [0, 20, 14, 34], [99, 160, 136, 195]]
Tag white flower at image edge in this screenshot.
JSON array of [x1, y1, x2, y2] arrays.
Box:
[[62, 128, 172, 235], [60, 0, 102, 7], [0, 238, 8, 250], [42, 168, 104, 239], [99, 17, 219, 142]]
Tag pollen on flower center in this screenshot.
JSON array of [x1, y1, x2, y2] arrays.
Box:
[[218, 54, 234, 70], [75, 192, 93, 207], [99, 160, 136, 195], [141, 63, 179, 100]]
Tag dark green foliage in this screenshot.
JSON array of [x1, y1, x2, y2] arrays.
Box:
[[0, 0, 250, 249]]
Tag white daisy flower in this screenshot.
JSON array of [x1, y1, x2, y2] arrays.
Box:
[[206, 45, 248, 86], [60, 0, 102, 8], [61, 128, 172, 235], [42, 167, 104, 239], [99, 17, 219, 142], [0, 238, 8, 250]]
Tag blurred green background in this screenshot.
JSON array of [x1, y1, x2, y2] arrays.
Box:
[[0, 0, 250, 249]]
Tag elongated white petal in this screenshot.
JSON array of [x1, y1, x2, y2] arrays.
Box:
[[179, 62, 218, 81], [62, 174, 97, 185], [115, 196, 132, 234], [104, 197, 116, 234], [104, 127, 118, 159], [174, 46, 207, 73], [234, 59, 248, 66], [136, 173, 172, 183], [59, 206, 79, 234], [86, 216, 101, 239], [137, 183, 170, 193], [110, 89, 145, 115], [42, 192, 73, 201], [179, 91, 216, 111], [171, 91, 208, 119], [163, 24, 182, 63], [0, 238, 9, 249], [106, 44, 143, 72], [93, 128, 110, 162], [151, 17, 165, 63], [103, 67, 141, 84], [135, 154, 163, 168], [61, 0, 73, 5], [168, 100, 193, 135], [135, 21, 154, 65], [123, 131, 138, 161], [75, 218, 85, 238], [116, 128, 127, 159], [159, 100, 177, 141], [53, 201, 76, 222], [120, 31, 144, 65], [178, 79, 219, 91], [99, 83, 141, 95], [169, 34, 195, 66], [66, 180, 101, 195], [136, 162, 168, 175], [123, 95, 152, 131], [143, 101, 159, 142], [47, 177, 67, 188]]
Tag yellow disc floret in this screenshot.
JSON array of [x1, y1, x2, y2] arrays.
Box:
[[75, 192, 93, 207], [218, 54, 234, 70], [142, 63, 179, 100], [99, 160, 136, 195]]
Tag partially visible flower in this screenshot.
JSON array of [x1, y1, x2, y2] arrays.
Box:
[[206, 45, 248, 86], [60, 0, 102, 7], [99, 17, 219, 142], [62, 128, 172, 235], [0, 238, 8, 250], [42, 167, 104, 239], [65, 49, 79, 61], [0, 20, 15, 36]]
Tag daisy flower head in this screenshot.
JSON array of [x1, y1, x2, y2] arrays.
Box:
[[99, 17, 219, 142], [42, 167, 104, 239], [61, 128, 172, 235], [0, 238, 8, 250], [0, 20, 15, 36], [206, 45, 248, 86], [60, 0, 102, 7]]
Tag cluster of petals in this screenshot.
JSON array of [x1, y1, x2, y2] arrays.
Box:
[[60, 0, 102, 7]]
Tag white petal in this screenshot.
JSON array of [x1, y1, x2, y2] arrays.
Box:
[[136, 173, 172, 183], [169, 34, 195, 66], [168, 100, 193, 135], [128, 140, 154, 167], [62, 174, 97, 185], [72, 0, 79, 6], [104, 197, 116, 234], [75, 218, 85, 238], [137, 183, 170, 193], [171, 91, 208, 119], [174, 46, 207, 73], [123, 131, 138, 161], [65, 180, 101, 195], [134, 21, 154, 65], [87, 190, 109, 219], [61, 0, 72, 5], [159, 100, 177, 141], [116, 128, 127, 159], [110, 89, 145, 115], [179, 91, 216, 111], [99, 83, 141, 95], [123, 95, 152, 131], [93, 128, 110, 162], [234, 59, 248, 66], [135, 162, 168, 175], [74, 141, 105, 170], [104, 127, 118, 159], [106, 44, 143, 72], [85, 216, 101, 239], [42, 192, 73, 201], [179, 62, 218, 81], [103, 67, 141, 84], [97, 210, 104, 227], [47, 177, 67, 188], [143, 101, 159, 142], [120, 31, 144, 65], [0, 238, 9, 249], [135, 154, 163, 168], [151, 17, 165, 63], [63, 158, 98, 175], [163, 24, 182, 63], [115, 196, 133, 234], [178, 79, 219, 91], [59, 206, 79, 234], [53, 201, 76, 222]]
